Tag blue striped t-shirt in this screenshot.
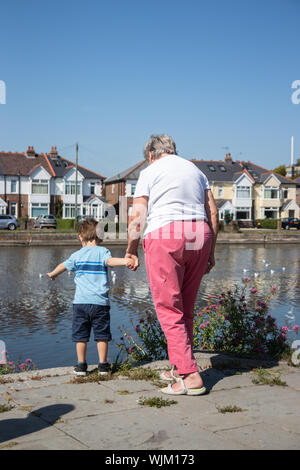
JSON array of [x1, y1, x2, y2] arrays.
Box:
[[63, 246, 112, 305]]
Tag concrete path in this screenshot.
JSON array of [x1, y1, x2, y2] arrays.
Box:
[[0, 353, 299, 450]]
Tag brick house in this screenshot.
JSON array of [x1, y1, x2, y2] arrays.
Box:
[[0, 146, 106, 219], [104, 160, 148, 221]]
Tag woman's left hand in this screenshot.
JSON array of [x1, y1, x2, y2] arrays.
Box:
[[205, 252, 215, 274]]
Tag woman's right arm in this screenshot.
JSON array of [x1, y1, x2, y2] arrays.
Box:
[[204, 189, 219, 274]]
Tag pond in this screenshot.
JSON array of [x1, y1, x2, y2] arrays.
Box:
[[0, 244, 299, 369]]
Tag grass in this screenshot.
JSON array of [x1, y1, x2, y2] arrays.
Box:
[[0, 404, 13, 413], [137, 396, 177, 408], [251, 368, 287, 387], [217, 405, 246, 414], [69, 364, 161, 384], [117, 390, 133, 395]]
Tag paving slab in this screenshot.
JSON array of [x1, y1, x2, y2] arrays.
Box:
[[0, 359, 299, 450]]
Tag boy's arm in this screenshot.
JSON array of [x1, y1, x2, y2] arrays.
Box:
[[106, 258, 134, 268], [47, 263, 67, 280]]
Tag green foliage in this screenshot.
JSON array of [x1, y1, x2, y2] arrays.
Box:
[[56, 218, 75, 230], [55, 200, 63, 219], [224, 213, 233, 225], [255, 219, 279, 229], [273, 165, 286, 176], [119, 281, 298, 364], [251, 367, 287, 386], [118, 312, 168, 363], [137, 396, 177, 408]]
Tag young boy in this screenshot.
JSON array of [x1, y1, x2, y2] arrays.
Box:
[[47, 218, 134, 376]]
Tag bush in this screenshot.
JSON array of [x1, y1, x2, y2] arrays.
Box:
[[255, 219, 279, 229], [119, 281, 298, 363], [56, 218, 75, 230]]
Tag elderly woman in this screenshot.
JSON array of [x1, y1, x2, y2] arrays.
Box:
[[126, 134, 218, 396]]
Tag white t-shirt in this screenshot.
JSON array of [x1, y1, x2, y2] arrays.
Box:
[[133, 154, 210, 236]]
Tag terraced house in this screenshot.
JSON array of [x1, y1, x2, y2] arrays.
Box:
[[0, 146, 105, 219], [104, 153, 300, 224]]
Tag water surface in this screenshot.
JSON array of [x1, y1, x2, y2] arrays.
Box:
[[0, 244, 299, 369]]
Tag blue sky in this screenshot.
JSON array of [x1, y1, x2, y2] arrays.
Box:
[[0, 0, 300, 177]]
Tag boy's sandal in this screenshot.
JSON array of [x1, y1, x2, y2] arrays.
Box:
[[161, 377, 206, 396], [159, 366, 177, 382]]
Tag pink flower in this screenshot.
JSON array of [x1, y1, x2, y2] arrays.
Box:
[[281, 326, 289, 333], [196, 312, 203, 317], [19, 363, 26, 369], [271, 286, 277, 292], [280, 333, 287, 341], [207, 295, 213, 299], [8, 361, 13, 366], [128, 347, 135, 353], [210, 304, 218, 310], [242, 277, 251, 283], [292, 325, 299, 333], [205, 321, 211, 326], [199, 323, 206, 329], [26, 358, 32, 363], [251, 288, 257, 294]]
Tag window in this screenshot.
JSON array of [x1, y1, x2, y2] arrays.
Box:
[[208, 165, 216, 172], [111, 184, 115, 194], [219, 165, 227, 172], [236, 186, 250, 198], [236, 207, 251, 220], [90, 182, 95, 195], [264, 187, 279, 199], [64, 204, 76, 218], [263, 207, 279, 219], [131, 184, 136, 196], [218, 186, 223, 198], [32, 179, 48, 194], [283, 189, 288, 199], [31, 203, 48, 218], [11, 180, 17, 193], [65, 182, 81, 195]]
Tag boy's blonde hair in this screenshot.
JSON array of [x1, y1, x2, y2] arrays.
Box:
[[78, 218, 101, 243]]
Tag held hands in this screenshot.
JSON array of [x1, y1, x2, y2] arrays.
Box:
[[125, 252, 139, 271]]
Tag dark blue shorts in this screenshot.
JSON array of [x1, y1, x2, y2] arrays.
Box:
[[72, 304, 112, 342]]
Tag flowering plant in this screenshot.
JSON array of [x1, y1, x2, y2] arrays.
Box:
[[193, 282, 296, 358], [0, 353, 37, 375]]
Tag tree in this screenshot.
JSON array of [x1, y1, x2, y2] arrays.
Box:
[[273, 165, 286, 176]]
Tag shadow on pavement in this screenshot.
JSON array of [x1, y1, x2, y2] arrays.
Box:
[[0, 404, 74, 444]]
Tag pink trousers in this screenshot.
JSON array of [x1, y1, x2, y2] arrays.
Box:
[[143, 220, 212, 375]]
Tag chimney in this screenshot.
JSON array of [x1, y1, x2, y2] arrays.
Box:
[[225, 153, 232, 164], [26, 146, 36, 157], [49, 146, 58, 158]]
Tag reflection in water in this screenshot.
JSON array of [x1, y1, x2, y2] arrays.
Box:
[[0, 244, 299, 369]]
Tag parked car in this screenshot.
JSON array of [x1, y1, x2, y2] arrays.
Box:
[[33, 214, 57, 229], [0, 214, 19, 231], [281, 218, 300, 230]]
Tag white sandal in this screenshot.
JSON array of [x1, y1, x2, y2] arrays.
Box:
[[161, 377, 206, 396], [159, 366, 177, 382]]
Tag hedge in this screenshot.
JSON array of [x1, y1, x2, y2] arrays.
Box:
[[255, 219, 280, 229]]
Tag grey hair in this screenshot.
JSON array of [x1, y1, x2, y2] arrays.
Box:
[[143, 134, 177, 160]]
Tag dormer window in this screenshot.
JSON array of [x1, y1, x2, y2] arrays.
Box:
[[208, 165, 216, 172], [219, 165, 226, 172]]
